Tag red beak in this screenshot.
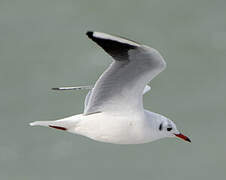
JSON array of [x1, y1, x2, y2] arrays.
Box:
[[174, 133, 191, 143]]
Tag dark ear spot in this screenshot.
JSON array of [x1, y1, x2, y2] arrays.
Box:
[[159, 123, 163, 131]]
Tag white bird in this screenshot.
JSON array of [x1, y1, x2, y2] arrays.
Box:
[[30, 31, 190, 144]]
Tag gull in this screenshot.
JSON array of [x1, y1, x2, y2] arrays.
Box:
[[30, 31, 191, 144]]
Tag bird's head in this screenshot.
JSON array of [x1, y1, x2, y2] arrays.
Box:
[[157, 118, 191, 143]]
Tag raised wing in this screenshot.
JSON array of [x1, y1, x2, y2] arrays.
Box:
[[85, 31, 166, 115]]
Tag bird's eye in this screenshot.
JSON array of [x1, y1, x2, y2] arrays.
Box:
[[167, 127, 172, 131], [159, 123, 163, 131]]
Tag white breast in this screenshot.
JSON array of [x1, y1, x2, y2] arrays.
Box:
[[73, 111, 161, 144]]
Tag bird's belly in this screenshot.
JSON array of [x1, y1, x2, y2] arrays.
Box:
[[74, 112, 154, 144]]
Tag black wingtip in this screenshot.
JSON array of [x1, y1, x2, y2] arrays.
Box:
[[86, 31, 93, 38], [52, 87, 60, 90]]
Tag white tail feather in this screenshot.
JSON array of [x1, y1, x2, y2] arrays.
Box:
[[29, 114, 82, 131], [30, 121, 54, 127]]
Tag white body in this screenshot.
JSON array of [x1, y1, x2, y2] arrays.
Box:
[[31, 110, 169, 144], [74, 111, 168, 144]]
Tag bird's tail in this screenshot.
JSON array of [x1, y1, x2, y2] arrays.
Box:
[[29, 114, 82, 132]]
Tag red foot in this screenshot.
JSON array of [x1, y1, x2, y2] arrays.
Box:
[[49, 125, 67, 131]]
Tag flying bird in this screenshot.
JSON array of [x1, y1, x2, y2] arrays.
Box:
[[30, 31, 191, 144]]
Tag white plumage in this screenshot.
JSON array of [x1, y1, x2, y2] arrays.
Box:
[[30, 31, 190, 144]]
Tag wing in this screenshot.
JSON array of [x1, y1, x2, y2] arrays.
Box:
[[85, 31, 166, 115], [52, 86, 92, 91]]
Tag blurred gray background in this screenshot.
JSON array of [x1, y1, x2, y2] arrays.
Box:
[[0, 0, 226, 179]]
